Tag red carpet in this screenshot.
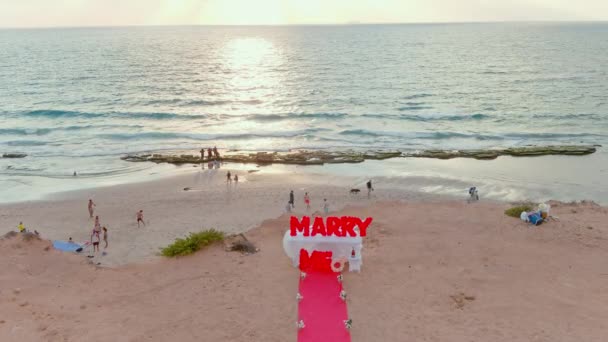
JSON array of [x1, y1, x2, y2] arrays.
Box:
[[298, 271, 351, 342]]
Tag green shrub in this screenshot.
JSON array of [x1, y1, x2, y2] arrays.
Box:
[[504, 205, 534, 218], [161, 229, 224, 257]]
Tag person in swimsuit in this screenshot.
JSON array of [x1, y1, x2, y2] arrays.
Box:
[[137, 210, 145, 228], [304, 192, 310, 210], [102, 227, 108, 249], [88, 199, 95, 218], [90, 226, 101, 256], [94, 216, 101, 230]]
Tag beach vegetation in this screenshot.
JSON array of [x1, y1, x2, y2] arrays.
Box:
[[504, 204, 534, 217], [161, 229, 224, 257]]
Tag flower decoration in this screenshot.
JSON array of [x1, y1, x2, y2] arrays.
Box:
[[297, 320, 305, 329], [300, 271, 307, 280], [337, 274, 343, 283], [296, 293, 303, 302], [344, 318, 352, 329], [339, 290, 347, 301]]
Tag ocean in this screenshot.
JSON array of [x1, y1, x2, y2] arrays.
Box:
[[1, 23, 607, 203]]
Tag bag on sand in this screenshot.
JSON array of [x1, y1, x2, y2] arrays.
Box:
[[528, 212, 543, 226]]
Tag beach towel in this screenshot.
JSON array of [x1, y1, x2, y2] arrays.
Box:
[[52, 240, 84, 253]]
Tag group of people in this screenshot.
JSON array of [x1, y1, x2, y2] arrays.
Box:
[[226, 171, 239, 184], [85, 199, 147, 258], [200, 146, 221, 160], [286, 190, 330, 214], [285, 180, 374, 214]]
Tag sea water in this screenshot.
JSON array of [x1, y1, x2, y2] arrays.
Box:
[[1, 24, 607, 203]]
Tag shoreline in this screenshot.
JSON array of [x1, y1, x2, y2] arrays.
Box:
[[0, 160, 604, 268]]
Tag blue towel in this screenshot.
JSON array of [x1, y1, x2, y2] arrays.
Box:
[[52, 240, 83, 252]]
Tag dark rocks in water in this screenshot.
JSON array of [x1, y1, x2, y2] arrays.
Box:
[[2, 153, 27, 158], [120, 145, 597, 165]]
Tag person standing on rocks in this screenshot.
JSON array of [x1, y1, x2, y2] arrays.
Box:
[[289, 190, 295, 209]]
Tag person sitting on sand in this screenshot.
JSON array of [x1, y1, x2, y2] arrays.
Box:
[[137, 210, 145, 228], [304, 192, 310, 210], [17, 221, 25, 233], [88, 199, 95, 218]]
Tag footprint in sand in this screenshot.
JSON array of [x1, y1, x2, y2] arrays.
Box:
[[450, 292, 476, 309]]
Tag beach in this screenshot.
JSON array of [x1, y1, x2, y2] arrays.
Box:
[[1, 177, 607, 341], [2, 22, 608, 342]]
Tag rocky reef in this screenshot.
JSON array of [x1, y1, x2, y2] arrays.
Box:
[[2, 153, 27, 158], [120, 145, 597, 166]]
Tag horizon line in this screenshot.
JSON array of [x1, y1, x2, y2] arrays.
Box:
[[1, 19, 607, 30]]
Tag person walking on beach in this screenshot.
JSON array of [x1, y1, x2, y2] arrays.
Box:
[[102, 227, 108, 253], [227, 171, 232, 183], [234, 174, 238, 184], [289, 190, 295, 209], [367, 179, 374, 198], [323, 198, 329, 214], [88, 199, 95, 218], [137, 210, 145, 228], [304, 192, 310, 210]]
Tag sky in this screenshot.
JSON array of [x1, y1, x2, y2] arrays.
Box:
[[1, 0, 607, 28]]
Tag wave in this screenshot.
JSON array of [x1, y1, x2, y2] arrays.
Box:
[[0, 124, 145, 136], [361, 113, 489, 121], [144, 99, 263, 106], [402, 94, 433, 100], [0, 128, 52, 136], [97, 128, 330, 141], [397, 105, 434, 111], [12, 110, 211, 121], [5, 140, 48, 146], [339, 129, 603, 141], [246, 112, 348, 122]]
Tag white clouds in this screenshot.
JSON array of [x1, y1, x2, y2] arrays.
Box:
[[0, 0, 606, 28]]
